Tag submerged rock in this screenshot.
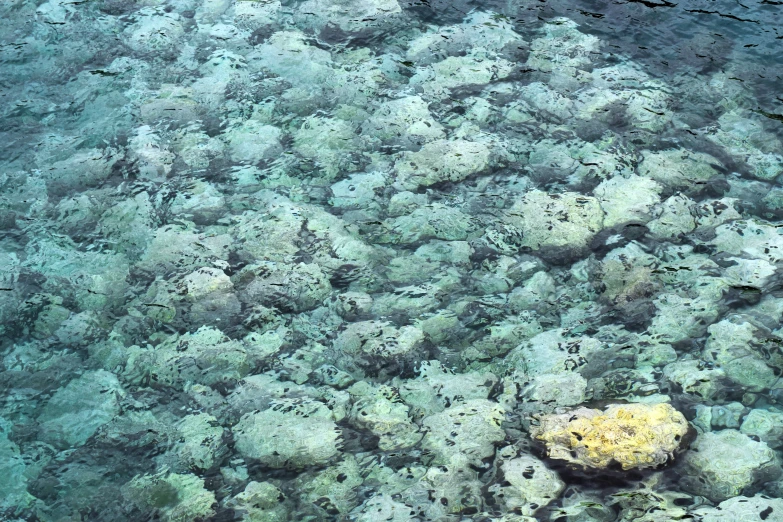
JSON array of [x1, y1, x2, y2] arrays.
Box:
[[490, 454, 565, 516], [531, 402, 690, 470], [3, 0, 782, 517], [692, 495, 783, 522], [37, 370, 124, 449], [678, 430, 782, 502], [233, 398, 342, 469], [504, 190, 604, 259], [123, 472, 216, 522], [421, 399, 506, 466], [395, 138, 491, 190]]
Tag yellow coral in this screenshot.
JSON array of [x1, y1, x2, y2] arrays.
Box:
[[531, 402, 689, 470]]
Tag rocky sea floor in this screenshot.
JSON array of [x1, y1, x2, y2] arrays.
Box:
[[2, 0, 783, 519]]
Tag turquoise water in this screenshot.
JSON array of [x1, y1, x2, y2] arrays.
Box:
[[2, 0, 783, 519]]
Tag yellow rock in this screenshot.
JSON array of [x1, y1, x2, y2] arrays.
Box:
[[531, 402, 689, 470]]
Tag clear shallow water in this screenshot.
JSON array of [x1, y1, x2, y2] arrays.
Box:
[[2, 0, 783, 520]]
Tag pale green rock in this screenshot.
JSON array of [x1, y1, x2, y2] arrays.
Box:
[[243, 326, 288, 360], [526, 18, 600, 73], [395, 139, 491, 190], [663, 359, 727, 401], [334, 320, 424, 360], [505, 328, 628, 379], [24, 239, 130, 311], [710, 402, 746, 429], [232, 0, 281, 30], [694, 197, 742, 230], [380, 204, 477, 243], [693, 495, 783, 522], [348, 383, 421, 450], [636, 339, 677, 367], [415, 309, 463, 344], [518, 373, 588, 408], [123, 326, 253, 388], [137, 224, 230, 274], [708, 110, 783, 180], [594, 175, 661, 227], [518, 82, 574, 120], [293, 455, 364, 516], [505, 190, 604, 255], [508, 270, 556, 313], [410, 50, 513, 98], [248, 31, 333, 86], [465, 313, 543, 363], [169, 180, 226, 223], [703, 318, 778, 392], [225, 119, 283, 164], [406, 11, 524, 63], [123, 472, 216, 522], [363, 96, 445, 148], [233, 398, 342, 468], [294, 116, 360, 178], [647, 194, 697, 240], [235, 261, 332, 312], [294, 0, 401, 32], [398, 360, 499, 418], [174, 413, 227, 471], [647, 293, 720, 344], [228, 481, 288, 522], [741, 408, 783, 448], [333, 291, 374, 319], [128, 126, 175, 181], [421, 399, 505, 465], [711, 219, 783, 264], [387, 190, 428, 216], [624, 88, 672, 132], [353, 494, 416, 522], [38, 370, 124, 449], [680, 430, 781, 502], [330, 172, 387, 210], [491, 455, 565, 516], [407, 465, 485, 518], [637, 149, 722, 189], [414, 240, 473, 266], [608, 486, 691, 522], [0, 418, 33, 512], [97, 191, 155, 258], [182, 267, 233, 299]]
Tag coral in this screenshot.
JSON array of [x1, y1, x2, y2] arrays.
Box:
[[531, 402, 689, 470]]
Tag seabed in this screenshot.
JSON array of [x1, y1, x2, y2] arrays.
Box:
[[1, 0, 783, 519]]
